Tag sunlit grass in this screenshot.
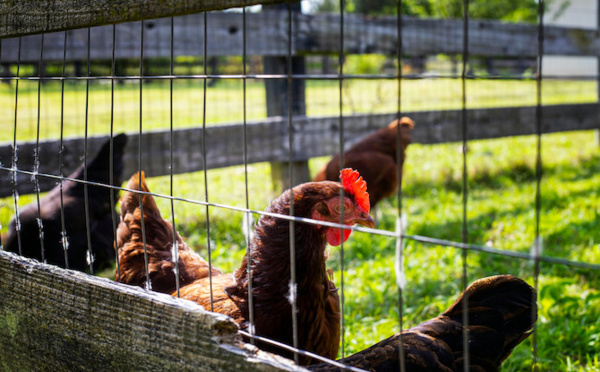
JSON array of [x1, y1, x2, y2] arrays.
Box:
[[0, 78, 595, 143]]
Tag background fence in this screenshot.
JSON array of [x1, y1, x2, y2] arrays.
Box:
[[2, 9, 600, 196], [1, 0, 600, 370]]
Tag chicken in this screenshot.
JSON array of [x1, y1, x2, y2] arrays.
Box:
[[308, 274, 537, 372], [116, 169, 375, 365], [116, 171, 221, 294], [3, 134, 128, 272], [314, 117, 414, 208]]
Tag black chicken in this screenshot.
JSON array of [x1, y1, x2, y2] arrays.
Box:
[[3, 134, 128, 272], [309, 275, 537, 372]]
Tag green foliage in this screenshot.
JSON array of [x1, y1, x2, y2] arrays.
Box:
[[326, 0, 565, 23], [343, 55, 389, 75]]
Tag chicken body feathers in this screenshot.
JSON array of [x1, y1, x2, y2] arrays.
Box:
[[309, 275, 536, 372], [4, 133, 128, 271], [314, 117, 414, 208]]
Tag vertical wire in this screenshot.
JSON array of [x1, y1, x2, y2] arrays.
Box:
[[461, 1, 470, 371], [532, 0, 544, 370], [169, 17, 181, 298], [110, 24, 121, 282], [395, 2, 406, 372], [242, 7, 255, 342], [0, 39, 2, 250], [83, 27, 94, 274], [138, 20, 151, 290], [337, 0, 346, 358], [35, 34, 46, 262], [286, 4, 299, 363], [59, 31, 70, 268], [201, 11, 215, 312], [11, 37, 23, 256]]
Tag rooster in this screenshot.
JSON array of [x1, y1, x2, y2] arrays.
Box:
[[3, 134, 128, 272], [308, 275, 537, 372], [116, 169, 375, 365], [314, 117, 414, 208]]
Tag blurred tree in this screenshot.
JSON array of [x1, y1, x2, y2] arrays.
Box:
[[316, 0, 569, 23]]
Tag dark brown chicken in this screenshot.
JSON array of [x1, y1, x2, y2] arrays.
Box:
[[3, 134, 128, 272], [314, 117, 414, 208], [116, 169, 375, 365], [309, 275, 537, 372]]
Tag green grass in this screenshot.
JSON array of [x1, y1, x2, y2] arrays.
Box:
[[333, 131, 600, 371], [1, 80, 600, 371], [0, 78, 596, 143]]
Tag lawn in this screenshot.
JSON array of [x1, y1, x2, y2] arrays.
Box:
[[1, 78, 599, 371], [0, 77, 596, 142]]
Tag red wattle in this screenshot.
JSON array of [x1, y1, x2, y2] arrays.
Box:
[[326, 227, 352, 246]]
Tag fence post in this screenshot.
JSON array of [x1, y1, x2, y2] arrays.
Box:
[[263, 3, 310, 192]]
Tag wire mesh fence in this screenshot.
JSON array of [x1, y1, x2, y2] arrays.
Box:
[[1, 0, 599, 371]]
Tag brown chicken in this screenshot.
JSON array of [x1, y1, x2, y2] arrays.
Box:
[[3, 134, 128, 272], [116, 169, 375, 365], [314, 117, 415, 208], [308, 275, 537, 372], [116, 171, 221, 293]]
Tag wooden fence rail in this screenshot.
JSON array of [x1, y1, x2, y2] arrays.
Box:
[[0, 0, 297, 39], [1, 102, 597, 197], [0, 250, 301, 371], [1, 12, 599, 63]]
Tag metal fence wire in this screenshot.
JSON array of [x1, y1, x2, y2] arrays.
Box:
[[1, 0, 600, 371]]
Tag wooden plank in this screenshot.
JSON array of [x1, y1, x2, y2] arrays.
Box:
[[301, 14, 600, 57], [0, 12, 292, 63], [2, 13, 600, 63], [0, 250, 301, 371], [0, 0, 298, 39], [1, 103, 598, 197]]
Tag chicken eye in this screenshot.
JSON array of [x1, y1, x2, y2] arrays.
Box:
[[334, 202, 350, 214]]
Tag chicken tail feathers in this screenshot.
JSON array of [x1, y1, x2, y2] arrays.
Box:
[[119, 171, 157, 217], [72, 133, 128, 186], [116, 172, 177, 290], [448, 275, 537, 367], [92, 133, 128, 186], [116, 172, 219, 293], [413, 275, 537, 371]]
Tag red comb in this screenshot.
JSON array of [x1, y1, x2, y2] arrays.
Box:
[[340, 168, 370, 213]]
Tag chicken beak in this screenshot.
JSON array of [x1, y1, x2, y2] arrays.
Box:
[[354, 214, 375, 229]]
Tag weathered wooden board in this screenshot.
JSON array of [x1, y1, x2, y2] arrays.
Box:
[[0, 0, 298, 39], [0, 250, 302, 371], [325, 16, 600, 57], [2, 12, 598, 64], [0, 12, 292, 63], [0, 103, 597, 197]]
